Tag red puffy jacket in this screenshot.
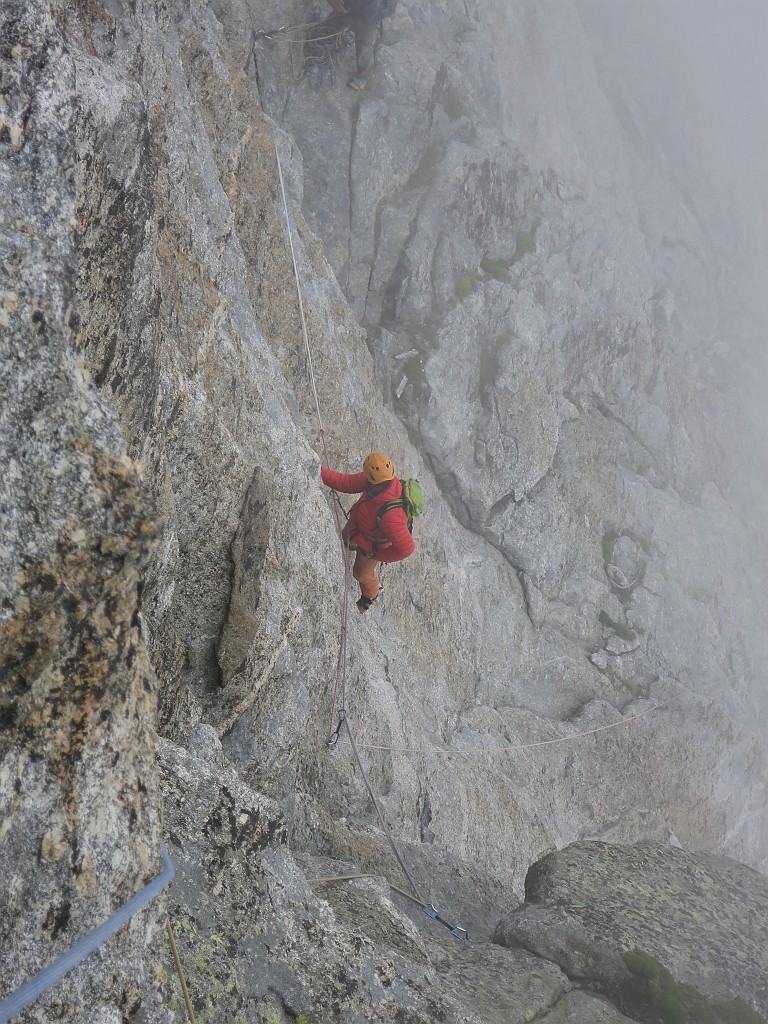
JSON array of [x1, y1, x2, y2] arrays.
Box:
[[321, 468, 415, 563]]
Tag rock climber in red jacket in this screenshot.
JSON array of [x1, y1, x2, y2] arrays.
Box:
[[321, 452, 415, 613]]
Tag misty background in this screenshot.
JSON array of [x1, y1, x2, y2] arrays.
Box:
[[577, 0, 768, 405]]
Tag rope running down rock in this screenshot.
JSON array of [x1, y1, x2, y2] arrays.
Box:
[[0, 846, 175, 1023], [271, 134, 466, 937]]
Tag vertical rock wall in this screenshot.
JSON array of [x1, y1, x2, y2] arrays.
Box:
[[248, 0, 768, 870]]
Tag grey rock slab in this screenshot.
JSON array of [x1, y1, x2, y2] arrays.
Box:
[[537, 990, 638, 1024], [0, 2, 167, 1019], [494, 840, 768, 1014]]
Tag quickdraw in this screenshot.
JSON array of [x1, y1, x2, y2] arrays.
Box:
[[421, 901, 469, 942], [327, 707, 347, 749]]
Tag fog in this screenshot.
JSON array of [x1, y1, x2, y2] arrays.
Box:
[[575, 0, 768, 385]]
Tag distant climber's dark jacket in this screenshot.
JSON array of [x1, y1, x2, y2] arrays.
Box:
[[327, 0, 385, 25]]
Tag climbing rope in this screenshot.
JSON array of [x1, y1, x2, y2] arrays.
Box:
[[0, 846, 174, 1023], [273, 144, 324, 435], [308, 875, 468, 941], [245, 22, 349, 83], [343, 711, 425, 904], [290, 29, 348, 84], [272, 139, 352, 743], [271, 122, 466, 937], [274, 138, 352, 745], [357, 670, 755, 760], [326, 572, 350, 746]]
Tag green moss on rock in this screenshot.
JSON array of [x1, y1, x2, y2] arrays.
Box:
[[623, 950, 763, 1024]]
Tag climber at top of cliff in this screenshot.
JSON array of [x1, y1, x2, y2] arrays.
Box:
[[321, 453, 416, 613], [317, 0, 387, 90]]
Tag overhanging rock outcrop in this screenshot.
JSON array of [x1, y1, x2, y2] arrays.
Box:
[[493, 841, 768, 1018]]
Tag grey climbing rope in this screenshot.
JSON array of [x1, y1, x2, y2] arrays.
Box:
[[273, 141, 324, 436], [269, 105, 466, 944], [0, 845, 174, 1024], [308, 875, 468, 941], [244, 21, 348, 82], [343, 710, 425, 904]]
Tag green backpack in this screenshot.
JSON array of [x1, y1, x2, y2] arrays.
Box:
[[376, 478, 424, 535]]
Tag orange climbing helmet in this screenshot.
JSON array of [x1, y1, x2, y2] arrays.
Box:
[[363, 452, 394, 484]]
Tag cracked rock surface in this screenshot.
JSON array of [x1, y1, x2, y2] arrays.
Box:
[[2, 0, 767, 1021]]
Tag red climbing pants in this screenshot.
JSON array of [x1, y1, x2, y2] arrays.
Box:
[[353, 550, 380, 602]]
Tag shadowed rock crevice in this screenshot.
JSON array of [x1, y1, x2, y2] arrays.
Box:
[[218, 468, 273, 685]]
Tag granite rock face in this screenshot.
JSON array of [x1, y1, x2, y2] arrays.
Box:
[[0, 2, 165, 1020], [2, 0, 767, 1021], [155, 734, 578, 1024]]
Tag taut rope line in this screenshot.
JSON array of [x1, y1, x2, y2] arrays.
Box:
[[358, 670, 759, 760], [271, 136, 455, 924], [273, 144, 324, 437], [360, 689, 688, 759], [344, 713, 425, 904]]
